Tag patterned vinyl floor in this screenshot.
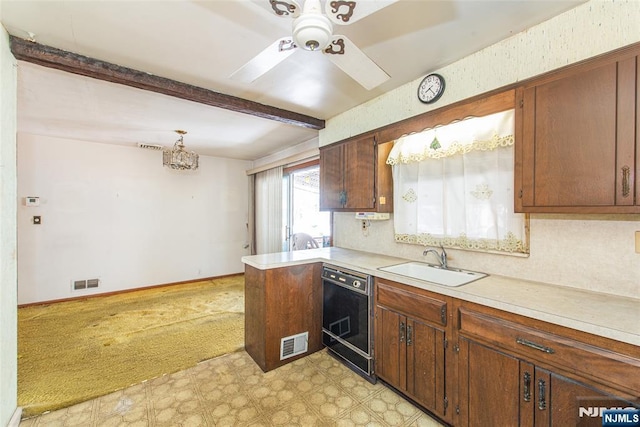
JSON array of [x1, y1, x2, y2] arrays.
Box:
[[19, 349, 446, 426]]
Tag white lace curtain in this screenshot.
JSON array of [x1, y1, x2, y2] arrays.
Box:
[[254, 166, 283, 254], [387, 109, 528, 254]]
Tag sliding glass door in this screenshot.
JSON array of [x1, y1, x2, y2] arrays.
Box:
[[282, 163, 331, 251]]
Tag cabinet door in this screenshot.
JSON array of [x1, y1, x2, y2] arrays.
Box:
[[476, 364, 637, 427], [517, 55, 638, 212], [343, 135, 376, 210], [458, 338, 521, 427], [407, 318, 446, 416], [319, 142, 345, 210], [533, 367, 551, 427], [375, 306, 447, 418], [521, 62, 617, 207], [319, 134, 392, 212], [375, 306, 406, 390], [545, 369, 638, 427]]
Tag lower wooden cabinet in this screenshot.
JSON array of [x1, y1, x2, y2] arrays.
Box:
[[374, 279, 451, 422], [457, 338, 637, 427], [455, 302, 640, 427], [376, 306, 446, 410], [542, 370, 637, 427], [244, 263, 323, 372], [457, 339, 521, 426], [373, 280, 640, 427]]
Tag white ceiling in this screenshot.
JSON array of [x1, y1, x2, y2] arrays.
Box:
[[1, 0, 585, 160]]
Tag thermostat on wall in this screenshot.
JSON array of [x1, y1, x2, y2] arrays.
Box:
[[25, 196, 40, 207]]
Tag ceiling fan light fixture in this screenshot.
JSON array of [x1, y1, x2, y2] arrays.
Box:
[[292, 9, 333, 51]]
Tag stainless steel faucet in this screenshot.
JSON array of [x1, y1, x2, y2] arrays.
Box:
[[423, 245, 448, 269]]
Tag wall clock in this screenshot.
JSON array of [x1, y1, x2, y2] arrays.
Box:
[[417, 73, 445, 104]]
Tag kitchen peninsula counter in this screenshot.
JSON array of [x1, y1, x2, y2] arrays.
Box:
[[242, 247, 640, 347]]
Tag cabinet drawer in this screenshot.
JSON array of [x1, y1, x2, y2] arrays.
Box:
[[377, 281, 447, 326], [458, 307, 640, 393]]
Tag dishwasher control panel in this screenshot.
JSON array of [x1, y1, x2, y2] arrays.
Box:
[[322, 265, 371, 294]]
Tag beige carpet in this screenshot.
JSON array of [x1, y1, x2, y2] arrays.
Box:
[[18, 275, 245, 418]]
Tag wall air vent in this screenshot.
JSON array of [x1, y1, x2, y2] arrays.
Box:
[[72, 278, 100, 291], [137, 142, 163, 150], [280, 331, 309, 360]]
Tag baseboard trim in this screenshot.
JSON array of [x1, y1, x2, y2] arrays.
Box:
[[18, 273, 244, 308], [8, 407, 22, 427]]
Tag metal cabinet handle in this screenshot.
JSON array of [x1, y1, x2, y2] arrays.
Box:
[[399, 321, 405, 343], [406, 325, 413, 346], [339, 190, 347, 206], [622, 166, 630, 198], [523, 371, 531, 402], [538, 379, 547, 410], [516, 338, 555, 354]]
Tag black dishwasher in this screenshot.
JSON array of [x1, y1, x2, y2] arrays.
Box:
[[321, 264, 375, 381]]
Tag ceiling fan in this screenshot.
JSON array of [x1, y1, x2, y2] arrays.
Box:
[[230, 0, 397, 90]]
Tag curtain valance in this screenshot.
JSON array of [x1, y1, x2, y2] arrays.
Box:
[[387, 109, 515, 165]]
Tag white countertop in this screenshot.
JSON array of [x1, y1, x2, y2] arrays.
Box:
[[242, 247, 640, 347]]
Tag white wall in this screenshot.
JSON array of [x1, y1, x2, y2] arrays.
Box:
[[0, 23, 18, 427], [327, 0, 640, 298], [17, 134, 252, 304], [320, 0, 640, 146], [252, 137, 319, 170]]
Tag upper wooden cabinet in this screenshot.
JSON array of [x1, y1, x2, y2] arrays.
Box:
[[515, 45, 640, 213], [319, 133, 393, 212]]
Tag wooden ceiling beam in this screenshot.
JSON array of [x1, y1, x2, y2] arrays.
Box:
[[10, 36, 325, 130]]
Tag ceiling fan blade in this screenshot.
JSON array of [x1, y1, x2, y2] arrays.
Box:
[[325, 0, 398, 25], [323, 35, 390, 90], [230, 37, 298, 83], [264, 0, 301, 18]]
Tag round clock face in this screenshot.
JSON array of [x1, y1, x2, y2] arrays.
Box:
[[417, 73, 445, 104]]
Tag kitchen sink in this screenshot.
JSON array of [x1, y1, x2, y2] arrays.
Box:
[[378, 262, 487, 287]]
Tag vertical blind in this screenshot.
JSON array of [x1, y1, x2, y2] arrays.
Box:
[[254, 166, 283, 255]]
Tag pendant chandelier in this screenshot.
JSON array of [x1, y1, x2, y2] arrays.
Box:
[[162, 130, 199, 170]]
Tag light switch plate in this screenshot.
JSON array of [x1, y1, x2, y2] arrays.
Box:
[[636, 231, 640, 254]]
